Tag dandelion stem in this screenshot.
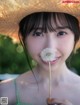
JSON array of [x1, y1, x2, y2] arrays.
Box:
[[49, 61, 51, 99]]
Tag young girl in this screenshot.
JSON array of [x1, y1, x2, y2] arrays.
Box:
[[0, 1, 80, 105]]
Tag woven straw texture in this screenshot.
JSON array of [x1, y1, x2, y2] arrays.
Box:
[[0, 0, 80, 37]]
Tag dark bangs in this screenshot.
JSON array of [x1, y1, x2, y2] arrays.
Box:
[[19, 12, 80, 43]]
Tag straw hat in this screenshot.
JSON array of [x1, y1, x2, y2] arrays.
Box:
[[0, 0, 80, 40]]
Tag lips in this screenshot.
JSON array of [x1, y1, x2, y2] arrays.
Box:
[[40, 48, 61, 64], [42, 56, 61, 65]]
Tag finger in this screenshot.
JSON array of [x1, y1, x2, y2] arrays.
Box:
[[47, 98, 73, 105], [63, 100, 73, 105]]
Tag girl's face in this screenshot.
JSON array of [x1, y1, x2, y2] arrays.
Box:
[[25, 15, 75, 69]]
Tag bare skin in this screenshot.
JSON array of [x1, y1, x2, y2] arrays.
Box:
[[0, 14, 80, 105], [0, 63, 80, 105]]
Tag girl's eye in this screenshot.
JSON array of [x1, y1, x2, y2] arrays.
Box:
[[57, 31, 67, 36], [33, 31, 43, 37]]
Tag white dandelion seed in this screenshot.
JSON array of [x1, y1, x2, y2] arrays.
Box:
[[40, 48, 56, 62]]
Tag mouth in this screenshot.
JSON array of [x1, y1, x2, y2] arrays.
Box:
[[42, 56, 61, 65]]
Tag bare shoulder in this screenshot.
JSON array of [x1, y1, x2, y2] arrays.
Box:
[[0, 79, 16, 105], [73, 73, 80, 84], [15, 70, 38, 93], [71, 73, 80, 104], [69, 70, 80, 83], [68, 71, 80, 93], [13, 71, 38, 103], [17, 70, 38, 86], [0, 71, 34, 105]]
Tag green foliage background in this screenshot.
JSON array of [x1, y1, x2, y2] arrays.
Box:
[[0, 35, 35, 74], [0, 35, 80, 75]]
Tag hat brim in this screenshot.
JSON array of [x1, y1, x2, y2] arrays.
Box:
[[0, 0, 80, 40]]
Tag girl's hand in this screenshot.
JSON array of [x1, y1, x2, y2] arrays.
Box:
[[47, 98, 73, 105]]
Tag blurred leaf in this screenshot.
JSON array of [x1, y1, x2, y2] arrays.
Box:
[[0, 35, 33, 74]]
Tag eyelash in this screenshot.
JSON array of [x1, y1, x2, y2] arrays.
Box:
[[33, 31, 43, 36], [57, 31, 67, 36], [32, 31, 67, 37]]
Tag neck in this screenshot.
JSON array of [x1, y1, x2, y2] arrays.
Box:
[[34, 62, 70, 85]]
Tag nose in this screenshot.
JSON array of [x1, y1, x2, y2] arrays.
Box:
[[46, 35, 57, 50]]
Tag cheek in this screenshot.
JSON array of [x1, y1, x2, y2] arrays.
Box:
[[59, 36, 74, 57], [25, 37, 45, 58]]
